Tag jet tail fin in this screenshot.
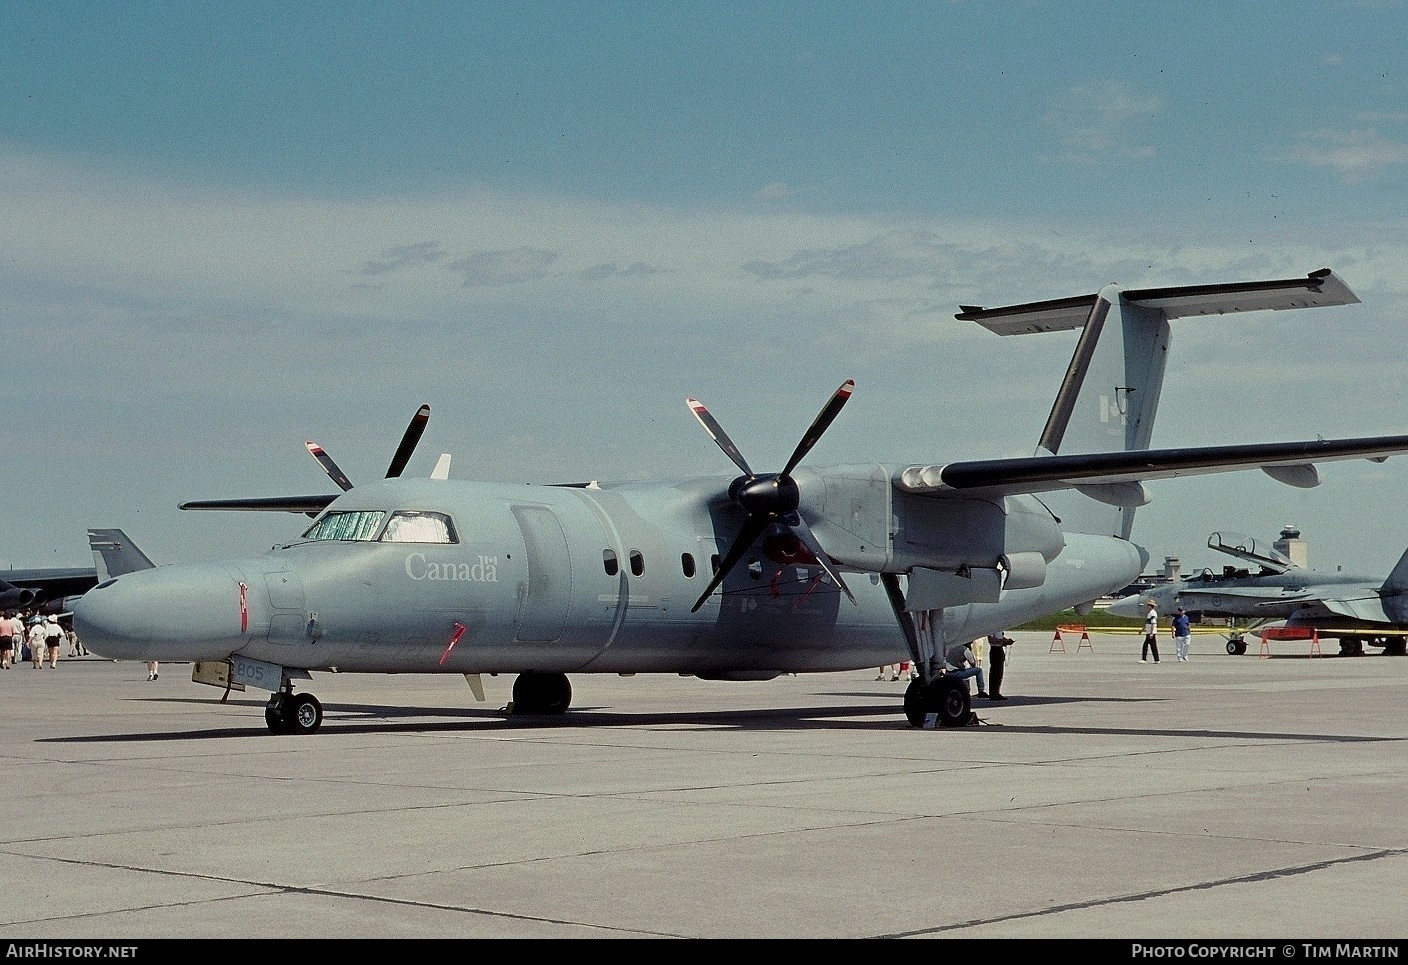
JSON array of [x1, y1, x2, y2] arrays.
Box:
[[1379, 546, 1408, 623], [957, 269, 1360, 539], [87, 529, 157, 583]]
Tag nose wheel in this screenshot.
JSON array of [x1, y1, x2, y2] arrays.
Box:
[[265, 691, 324, 734]]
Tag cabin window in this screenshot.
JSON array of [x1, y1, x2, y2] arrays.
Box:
[[301, 510, 387, 542], [710, 554, 721, 573], [603, 549, 619, 576], [681, 553, 696, 578], [381, 511, 457, 544], [629, 550, 645, 577], [747, 558, 762, 580]]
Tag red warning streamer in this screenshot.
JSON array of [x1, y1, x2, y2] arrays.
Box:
[[438, 622, 467, 666]]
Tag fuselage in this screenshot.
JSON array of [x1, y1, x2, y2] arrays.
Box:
[[75, 474, 1145, 676]]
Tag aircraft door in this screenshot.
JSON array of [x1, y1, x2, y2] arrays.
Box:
[[263, 570, 308, 645], [511, 505, 571, 643]]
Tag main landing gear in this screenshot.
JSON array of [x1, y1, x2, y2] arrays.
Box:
[[511, 671, 573, 715], [1226, 635, 1248, 655], [265, 689, 324, 734], [903, 676, 972, 729]]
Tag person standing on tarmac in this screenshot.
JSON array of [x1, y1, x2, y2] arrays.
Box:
[[986, 631, 1013, 700], [43, 616, 64, 669], [1141, 600, 1161, 663], [0, 611, 16, 669], [1172, 607, 1192, 662], [26, 617, 46, 669]]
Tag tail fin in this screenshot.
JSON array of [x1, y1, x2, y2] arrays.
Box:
[[957, 269, 1360, 539], [87, 529, 156, 582], [1379, 547, 1408, 624]]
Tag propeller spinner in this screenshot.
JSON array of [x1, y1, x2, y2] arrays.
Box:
[[306, 404, 431, 492], [687, 381, 857, 612]]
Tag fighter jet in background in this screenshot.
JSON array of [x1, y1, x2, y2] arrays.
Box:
[[1108, 531, 1408, 656]]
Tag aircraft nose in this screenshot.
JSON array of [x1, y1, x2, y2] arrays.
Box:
[[1105, 594, 1145, 619], [74, 561, 257, 662]]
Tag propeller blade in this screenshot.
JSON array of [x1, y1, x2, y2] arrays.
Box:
[[781, 379, 853, 477], [691, 514, 771, 612], [687, 397, 752, 477], [386, 404, 431, 479], [305, 442, 354, 492], [782, 511, 855, 605], [689, 380, 857, 612]]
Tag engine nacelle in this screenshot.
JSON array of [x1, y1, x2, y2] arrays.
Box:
[[0, 581, 42, 610]]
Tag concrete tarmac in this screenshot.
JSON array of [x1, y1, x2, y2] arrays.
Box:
[[2, 630, 1406, 940]]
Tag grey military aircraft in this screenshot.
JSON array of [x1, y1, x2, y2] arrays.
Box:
[[73, 268, 1408, 734], [1, 529, 155, 615], [1108, 530, 1408, 656]]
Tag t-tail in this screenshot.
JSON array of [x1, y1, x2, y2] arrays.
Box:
[[957, 268, 1360, 539]]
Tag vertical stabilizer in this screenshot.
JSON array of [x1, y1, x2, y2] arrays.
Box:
[[1033, 285, 1169, 539], [1379, 546, 1408, 623], [87, 529, 157, 582]]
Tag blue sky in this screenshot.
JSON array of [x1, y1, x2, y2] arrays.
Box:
[[4, 0, 1408, 580]]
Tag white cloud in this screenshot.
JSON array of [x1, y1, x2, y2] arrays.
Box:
[[753, 181, 794, 202], [1042, 81, 1161, 162], [1287, 127, 1408, 183]]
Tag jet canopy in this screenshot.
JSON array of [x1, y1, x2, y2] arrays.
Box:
[[1206, 531, 1294, 574]]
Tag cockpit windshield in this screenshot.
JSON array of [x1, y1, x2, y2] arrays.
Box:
[[382, 511, 457, 543], [302, 511, 386, 541], [300, 510, 457, 544]]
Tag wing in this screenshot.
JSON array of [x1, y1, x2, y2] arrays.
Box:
[[178, 495, 338, 514], [896, 433, 1408, 506]]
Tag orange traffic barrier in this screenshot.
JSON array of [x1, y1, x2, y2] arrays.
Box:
[[1050, 625, 1092, 653]]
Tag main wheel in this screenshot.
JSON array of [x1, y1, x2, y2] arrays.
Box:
[[512, 671, 573, 715], [1385, 639, 1407, 657], [1226, 639, 1247, 655], [1339, 637, 1365, 657], [903, 677, 971, 729], [287, 693, 324, 734]]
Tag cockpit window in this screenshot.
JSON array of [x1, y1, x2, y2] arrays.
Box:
[[301, 511, 387, 542], [381, 511, 457, 544]]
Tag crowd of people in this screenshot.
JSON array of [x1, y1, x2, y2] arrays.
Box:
[[0, 610, 87, 670]]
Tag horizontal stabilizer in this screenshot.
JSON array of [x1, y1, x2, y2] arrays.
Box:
[[1318, 595, 1394, 622], [957, 268, 1357, 336]]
